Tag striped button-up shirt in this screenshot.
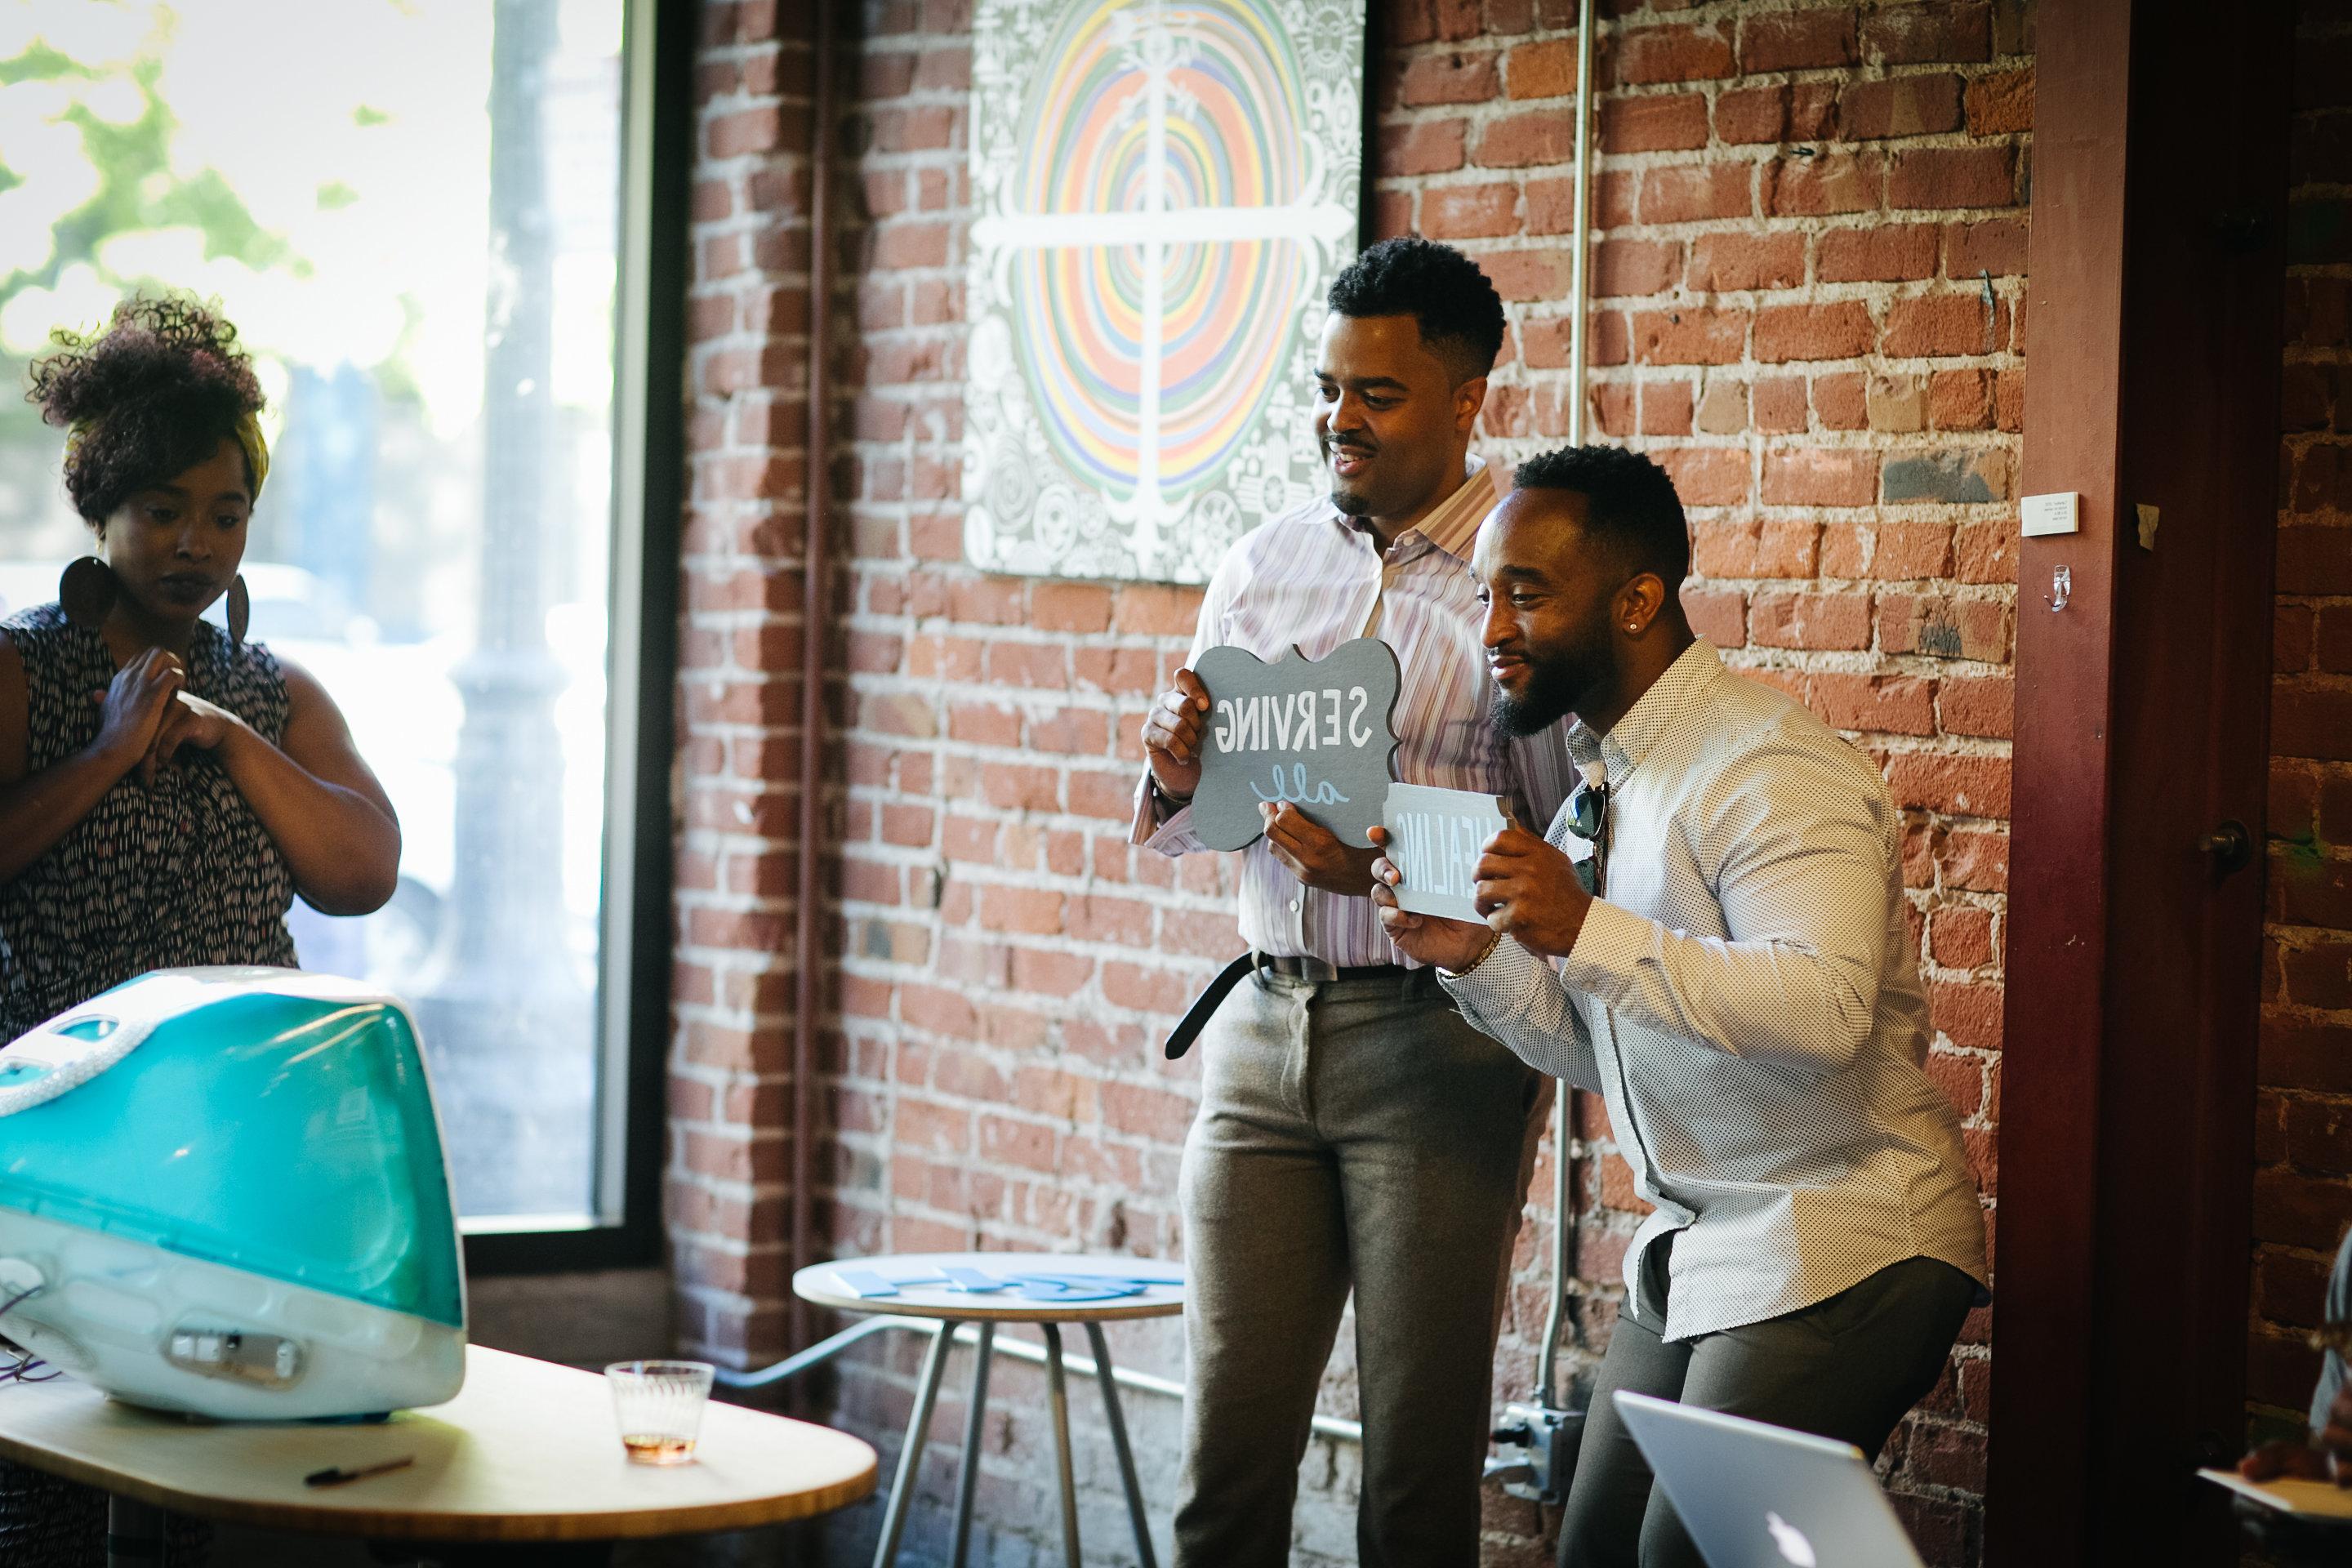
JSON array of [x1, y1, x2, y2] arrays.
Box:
[[1134, 459, 1573, 967], [1443, 639, 1988, 1340]]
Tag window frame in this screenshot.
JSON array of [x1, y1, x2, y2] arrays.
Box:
[[462, 0, 693, 1277]]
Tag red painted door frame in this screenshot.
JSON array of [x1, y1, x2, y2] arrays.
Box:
[[1988, 4, 2292, 1563]]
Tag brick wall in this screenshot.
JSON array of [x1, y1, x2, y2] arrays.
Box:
[[2252, 0, 2352, 1448], [676, 2, 2026, 1562]]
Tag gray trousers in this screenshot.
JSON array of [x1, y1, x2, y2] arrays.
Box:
[[1559, 1245, 1977, 1568], [1174, 967, 1547, 1568]]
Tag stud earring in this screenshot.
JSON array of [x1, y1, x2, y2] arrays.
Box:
[[58, 556, 117, 630], [226, 573, 250, 649]]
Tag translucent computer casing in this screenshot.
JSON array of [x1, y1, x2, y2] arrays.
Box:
[[0, 968, 466, 1419]]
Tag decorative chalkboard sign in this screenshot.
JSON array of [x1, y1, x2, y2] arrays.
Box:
[[1381, 783, 1512, 921], [1191, 637, 1402, 852]]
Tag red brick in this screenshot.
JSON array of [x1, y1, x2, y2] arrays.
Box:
[[1714, 85, 1789, 145], [1754, 376, 1808, 433], [1862, 3, 1993, 65], [1762, 449, 1880, 506], [1477, 110, 1579, 168], [1601, 92, 1711, 153], [1686, 232, 1806, 292], [2274, 684, 2352, 762], [1632, 307, 1750, 365], [1966, 67, 2034, 135], [1839, 74, 1963, 140], [2277, 525, 2352, 595], [1764, 154, 1884, 216], [1503, 37, 1578, 100], [1382, 118, 1468, 176], [1817, 225, 1941, 283], [1813, 372, 1868, 430], [1738, 7, 1858, 72], [1659, 448, 1752, 507], [1640, 163, 1754, 224], [1640, 379, 1695, 436], [1485, 247, 1575, 301], [1615, 22, 1736, 84], [1889, 145, 2017, 210], [1884, 293, 2011, 357], [1682, 585, 1748, 647], [1597, 237, 1684, 296], [1940, 675, 2014, 738], [1755, 301, 1876, 363], [1927, 369, 1993, 430], [1752, 589, 1874, 650], [1422, 181, 1521, 238], [1809, 672, 1936, 736], [1790, 83, 1839, 140], [1691, 517, 1819, 579], [1398, 49, 1499, 106], [1886, 752, 2011, 818]]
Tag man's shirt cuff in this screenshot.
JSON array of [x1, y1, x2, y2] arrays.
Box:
[[1557, 898, 1653, 1004], [1130, 770, 1207, 855]]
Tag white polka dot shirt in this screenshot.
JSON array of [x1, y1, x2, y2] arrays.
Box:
[[1442, 639, 1989, 1341]]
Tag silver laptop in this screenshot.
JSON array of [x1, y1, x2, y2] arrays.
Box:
[[1612, 1392, 1926, 1568]]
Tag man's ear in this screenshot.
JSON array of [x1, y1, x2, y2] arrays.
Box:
[[1454, 374, 1489, 434], [1616, 572, 1670, 636]]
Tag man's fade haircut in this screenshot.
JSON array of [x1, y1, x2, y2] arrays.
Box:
[[1512, 444, 1692, 586], [1325, 237, 1505, 385]]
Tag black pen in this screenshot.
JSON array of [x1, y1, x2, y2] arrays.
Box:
[[304, 1455, 415, 1488]]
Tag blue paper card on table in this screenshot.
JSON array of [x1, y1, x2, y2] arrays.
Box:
[[1382, 782, 1510, 922], [1190, 637, 1401, 852]]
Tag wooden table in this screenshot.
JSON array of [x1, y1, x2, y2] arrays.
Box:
[[0, 1343, 876, 1563], [797, 1252, 1185, 1568]]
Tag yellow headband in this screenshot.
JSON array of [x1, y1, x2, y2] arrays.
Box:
[[65, 411, 270, 502]]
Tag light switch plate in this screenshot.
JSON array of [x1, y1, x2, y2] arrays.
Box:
[[2020, 491, 2081, 537]]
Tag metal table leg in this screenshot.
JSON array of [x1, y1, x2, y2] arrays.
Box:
[[949, 1321, 994, 1568], [107, 1494, 166, 1567], [1085, 1321, 1158, 1568], [872, 1323, 953, 1568], [1040, 1324, 1080, 1568]]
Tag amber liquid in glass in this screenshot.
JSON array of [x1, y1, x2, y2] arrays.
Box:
[[621, 1433, 696, 1465]]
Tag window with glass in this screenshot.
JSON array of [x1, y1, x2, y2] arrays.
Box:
[[0, 0, 675, 1245]]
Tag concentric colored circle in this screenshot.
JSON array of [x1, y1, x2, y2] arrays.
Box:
[[1010, 2, 1313, 506]]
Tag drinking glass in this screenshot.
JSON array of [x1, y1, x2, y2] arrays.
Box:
[[605, 1359, 715, 1465]]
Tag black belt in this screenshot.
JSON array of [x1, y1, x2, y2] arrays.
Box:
[[1161, 954, 1414, 1060]]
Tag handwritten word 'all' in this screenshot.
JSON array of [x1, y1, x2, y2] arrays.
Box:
[[1251, 764, 1351, 807]]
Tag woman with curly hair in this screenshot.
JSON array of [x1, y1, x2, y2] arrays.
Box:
[[0, 294, 403, 1557]]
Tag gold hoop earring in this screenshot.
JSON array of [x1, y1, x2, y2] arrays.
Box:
[[58, 556, 117, 630], [226, 573, 250, 648]]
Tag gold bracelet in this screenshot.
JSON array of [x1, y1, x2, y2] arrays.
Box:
[[1443, 928, 1504, 979]]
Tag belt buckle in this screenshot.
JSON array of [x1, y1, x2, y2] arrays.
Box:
[[1297, 956, 1338, 985]]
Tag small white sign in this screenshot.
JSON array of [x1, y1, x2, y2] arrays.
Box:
[[1382, 783, 1510, 922], [2020, 491, 2081, 537]]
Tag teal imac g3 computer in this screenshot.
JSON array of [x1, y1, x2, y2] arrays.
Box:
[[0, 968, 466, 1419]]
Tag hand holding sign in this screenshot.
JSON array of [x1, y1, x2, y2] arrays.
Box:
[[1472, 822, 1592, 958], [1189, 638, 1401, 852], [1370, 826, 1494, 972], [1141, 668, 1213, 802]]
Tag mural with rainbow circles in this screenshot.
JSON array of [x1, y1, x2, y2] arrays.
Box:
[[964, 0, 1365, 584]]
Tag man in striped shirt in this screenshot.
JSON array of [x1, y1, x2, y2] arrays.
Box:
[[1134, 238, 1572, 1566]]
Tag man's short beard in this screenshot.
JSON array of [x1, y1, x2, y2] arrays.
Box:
[[1490, 665, 1579, 738], [1491, 629, 1611, 738]]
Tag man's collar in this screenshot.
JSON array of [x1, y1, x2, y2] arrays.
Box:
[[1334, 454, 1494, 561], [1566, 639, 1724, 782]]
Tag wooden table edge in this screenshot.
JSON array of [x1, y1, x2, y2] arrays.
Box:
[[0, 1419, 879, 1543]]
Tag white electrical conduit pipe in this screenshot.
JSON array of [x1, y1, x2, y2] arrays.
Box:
[[1535, 0, 1598, 1418]]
